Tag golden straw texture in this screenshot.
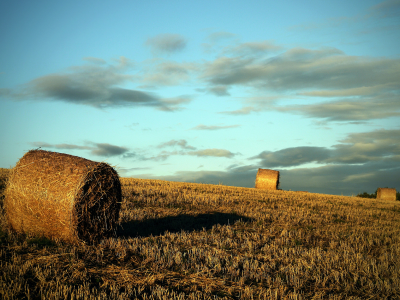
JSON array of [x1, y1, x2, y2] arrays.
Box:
[[4, 150, 121, 244], [255, 168, 280, 190], [376, 188, 396, 201]]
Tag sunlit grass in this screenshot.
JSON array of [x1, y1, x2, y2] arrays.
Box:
[[0, 170, 399, 299]]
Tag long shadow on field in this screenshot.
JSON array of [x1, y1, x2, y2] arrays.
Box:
[[117, 212, 253, 238]]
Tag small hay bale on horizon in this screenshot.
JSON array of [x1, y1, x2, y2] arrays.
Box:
[[376, 188, 396, 201], [4, 150, 121, 244], [255, 168, 280, 190]]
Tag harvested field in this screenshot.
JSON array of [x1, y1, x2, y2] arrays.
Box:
[[1, 175, 400, 299], [3, 150, 121, 244]]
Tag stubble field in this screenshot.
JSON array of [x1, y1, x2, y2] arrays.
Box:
[[0, 168, 399, 299]]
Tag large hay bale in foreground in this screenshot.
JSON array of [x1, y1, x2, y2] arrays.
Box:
[[376, 188, 396, 201], [255, 168, 280, 190], [4, 150, 121, 244]]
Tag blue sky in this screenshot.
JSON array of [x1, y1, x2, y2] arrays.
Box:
[[1, 0, 399, 195]]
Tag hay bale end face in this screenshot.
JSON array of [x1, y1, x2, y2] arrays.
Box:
[[376, 188, 396, 201], [4, 150, 121, 244], [255, 168, 280, 190]]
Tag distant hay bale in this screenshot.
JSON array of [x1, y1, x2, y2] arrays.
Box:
[[4, 150, 121, 244], [376, 188, 396, 201], [255, 168, 280, 190]]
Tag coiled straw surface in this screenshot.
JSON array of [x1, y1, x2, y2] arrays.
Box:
[[255, 168, 280, 190], [4, 150, 121, 244], [376, 188, 396, 201]]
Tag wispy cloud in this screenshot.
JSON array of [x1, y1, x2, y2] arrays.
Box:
[[89, 143, 129, 157], [192, 124, 240, 130], [145, 33, 187, 54], [6, 57, 191, 111], [142, 151, 181, 161], [251, 129, 400, 167], [202, 47, 399, 92], [158, 96, 193, 112], [187, 148, 236, 158], [30, 141, 130, 157], [4, 37, 399, 122], [200, 45, 400, 121], [30, 142, 92, 151], [158, 139, 196, 150], [141, 60, 197, 86], [202, 31, 238, 54], [206, 85, 230, 96], [276, 95, 400, 121], [251, 147, 331, 168], [82, 57, 107, 65], [220, 106, 255, 115], [222, 40, 282, 57], [369, 0, 400, 18], [287, 0, 400, 36]]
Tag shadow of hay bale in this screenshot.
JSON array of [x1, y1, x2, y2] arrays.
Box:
[[4, 150, 121, 244], [117, 212, 254, 238]]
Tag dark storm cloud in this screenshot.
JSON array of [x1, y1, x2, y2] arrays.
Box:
[[146, 34, 187, 54], [30, 141, 129, 157]]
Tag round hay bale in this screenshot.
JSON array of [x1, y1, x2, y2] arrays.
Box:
[[255, 168, 280, 190], [4, 150, 121, 244], [376, 188, 396, 201]]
